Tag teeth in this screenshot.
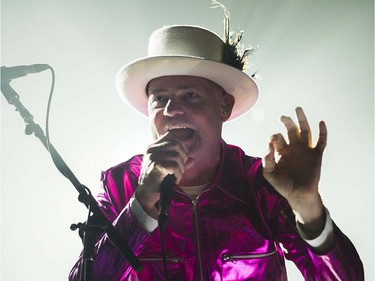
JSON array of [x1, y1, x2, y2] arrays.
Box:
[[167, 126, 192, 130]]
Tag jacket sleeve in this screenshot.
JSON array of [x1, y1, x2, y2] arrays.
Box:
[[68, 160, 152, 281], [246, 157, 364, 280], [272, 192, 364, 280]]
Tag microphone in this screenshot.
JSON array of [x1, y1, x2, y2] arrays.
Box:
[[158, 174, 176, 233], [1, 64, 50, 82]]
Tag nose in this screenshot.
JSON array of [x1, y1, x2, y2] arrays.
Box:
[[163, 99, 184, 117]]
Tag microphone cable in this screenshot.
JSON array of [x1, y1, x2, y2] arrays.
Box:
[[159, 228, 169, 281], [158, 174, 176, 281], [44, 66, 57, 162], [44, 66, 91, 196]]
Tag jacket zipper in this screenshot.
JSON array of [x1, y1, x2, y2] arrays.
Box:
[[192, 199, 204, 281], [138, 257, 186, 263], [222, 249, 277, 263], [176, 188, 212, 281]]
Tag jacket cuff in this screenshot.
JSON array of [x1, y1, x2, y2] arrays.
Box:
[[130, 196, 158, 233], [297, 208, 334, 249]]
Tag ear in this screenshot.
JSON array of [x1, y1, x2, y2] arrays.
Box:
[[220, 94, 235, 122]]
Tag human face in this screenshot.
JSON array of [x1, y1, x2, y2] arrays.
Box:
[[147, 75, 233, 159]]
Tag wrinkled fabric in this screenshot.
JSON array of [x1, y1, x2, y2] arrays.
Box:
[[69, 142, 364, 281]]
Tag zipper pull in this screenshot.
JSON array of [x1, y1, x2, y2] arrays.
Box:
[[192, 199, 197, 213], [169, 257, 186, 263], [222, 254, 237, 264]]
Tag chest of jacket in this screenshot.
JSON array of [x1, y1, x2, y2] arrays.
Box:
[[137, 184, 287, 281]]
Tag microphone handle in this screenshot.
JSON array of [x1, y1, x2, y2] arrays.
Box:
[[158, 174, 176, 233]]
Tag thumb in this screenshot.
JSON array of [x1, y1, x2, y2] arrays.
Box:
[[262, 142, 276, 177]]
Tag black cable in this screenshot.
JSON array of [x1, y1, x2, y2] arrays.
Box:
[[158, 174, 176, 280], [159, 230, 170, 281], [43, 66, 92, 197], [44, 66, 57, 166], [41, 65, 142, 274]]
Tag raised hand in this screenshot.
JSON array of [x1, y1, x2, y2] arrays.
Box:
[[263, 107, 327, 234]]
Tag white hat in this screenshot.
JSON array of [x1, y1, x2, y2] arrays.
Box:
[[116, 25, 259, 121]]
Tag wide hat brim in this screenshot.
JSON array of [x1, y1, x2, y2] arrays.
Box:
[[116, 55, 259, 121]]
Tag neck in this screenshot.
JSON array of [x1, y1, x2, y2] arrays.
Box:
[[179, 143, 222, 186]]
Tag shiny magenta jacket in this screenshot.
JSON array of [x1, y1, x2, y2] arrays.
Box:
[[69, 142, 363, 280]]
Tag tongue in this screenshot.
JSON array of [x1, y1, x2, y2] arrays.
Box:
[[169, 128, 194, 139]]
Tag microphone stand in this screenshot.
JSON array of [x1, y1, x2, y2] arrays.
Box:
[[1, 80, 143, 280]]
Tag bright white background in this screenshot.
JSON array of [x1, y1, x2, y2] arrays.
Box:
[[1, 0, 373, 280]]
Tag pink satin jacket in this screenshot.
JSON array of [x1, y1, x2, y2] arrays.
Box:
[[69, 142, 364, 280]]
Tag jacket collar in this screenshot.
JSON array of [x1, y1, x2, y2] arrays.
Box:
[[207, 140, 254, 204]]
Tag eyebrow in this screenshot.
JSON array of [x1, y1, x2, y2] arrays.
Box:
[[150, 85, 200, 94]]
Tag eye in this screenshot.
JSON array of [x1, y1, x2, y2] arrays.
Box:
[[150, 93, 168, 103], [184, 91, 199, 101], [155, 95, 167, 102], [148, 93, 169, 110]]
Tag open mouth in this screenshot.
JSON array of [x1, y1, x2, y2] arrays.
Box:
[[168, 127, 195, 139]]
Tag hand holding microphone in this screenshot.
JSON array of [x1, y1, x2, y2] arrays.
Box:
[[136, 133, 190, 231]]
